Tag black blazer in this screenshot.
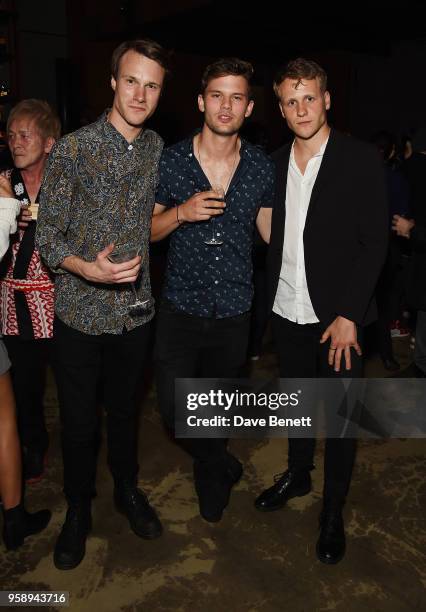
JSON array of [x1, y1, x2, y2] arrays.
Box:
[[267, 129, 388, 327]]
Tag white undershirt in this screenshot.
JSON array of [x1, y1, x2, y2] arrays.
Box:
[[273, 138, 328, 324]]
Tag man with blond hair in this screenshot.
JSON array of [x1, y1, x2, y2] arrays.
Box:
[[1, 99, 60, 483], [254, 58, 388, 564]]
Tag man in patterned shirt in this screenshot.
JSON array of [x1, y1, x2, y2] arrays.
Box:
[[151, 58, 275, 523], [36, 39, 168, 570]]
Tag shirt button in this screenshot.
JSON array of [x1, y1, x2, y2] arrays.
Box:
[[215, 257, 219, 261], [215, 280, 219, 285], [217, 233, 221, 236], [128, 144, 133, 151]]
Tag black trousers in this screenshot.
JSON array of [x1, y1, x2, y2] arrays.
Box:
[[3, 335, 50, 455], [248, 246, 269, 357], [52, 316, 152, 504], [272, 314, 362, 505], [154, 302, 250, 463]]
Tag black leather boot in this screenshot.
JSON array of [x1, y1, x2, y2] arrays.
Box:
[[194, 452, 243, 523], [2, 503, 51, 551], [316, 505, 346, 564], [54, 503, 92, 570], [254, 468, 312, 512], [114, 482, 162, 539]]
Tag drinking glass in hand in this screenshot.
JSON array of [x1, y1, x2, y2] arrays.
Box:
[[28, 203, 39, 221], [204, 184, 224, 246], [107, 245, 152, 313]]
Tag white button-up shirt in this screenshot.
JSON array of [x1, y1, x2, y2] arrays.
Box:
[[273, 138, 329, 324]]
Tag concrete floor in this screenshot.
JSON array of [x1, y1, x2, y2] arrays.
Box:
[[1, 336, 425, 612]]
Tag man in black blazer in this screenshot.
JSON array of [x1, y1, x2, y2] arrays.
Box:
[[254, 58, 388, 564]]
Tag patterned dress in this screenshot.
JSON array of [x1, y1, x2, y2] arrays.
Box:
[[0, 168, 54, 339]]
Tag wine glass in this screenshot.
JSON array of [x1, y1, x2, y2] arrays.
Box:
[[107, 245, 152, 313], [204, 184, 225, 246]]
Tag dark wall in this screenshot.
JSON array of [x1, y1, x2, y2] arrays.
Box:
[[11, 0, 426, 147], [15, 0, 67, 105], [350, 40, 426, 139]]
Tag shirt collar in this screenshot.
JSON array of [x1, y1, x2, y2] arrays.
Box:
[[184, 128, 251, 162], [290, 133, 330, 167], [97, 110, 148, 151]]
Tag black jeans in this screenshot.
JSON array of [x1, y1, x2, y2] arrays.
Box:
[[3, 336, 50, 455], [52, 316, 152, 504], [248, 245, 269, 357], [154, 302, 250, 463], [272, 314, 362, 505]]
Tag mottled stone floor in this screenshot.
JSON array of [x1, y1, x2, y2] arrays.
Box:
[[1, 335, 425, 612]]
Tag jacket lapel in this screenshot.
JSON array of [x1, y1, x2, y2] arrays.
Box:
[[271, 144, 291, 252], [305, 128, 340, 223]]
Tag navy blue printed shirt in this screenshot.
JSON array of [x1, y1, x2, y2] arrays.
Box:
[[155, 135, 275, 318]]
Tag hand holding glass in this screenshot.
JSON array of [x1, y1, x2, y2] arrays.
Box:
[[204, 184, 225, 246], [107, 246, 151, 313]]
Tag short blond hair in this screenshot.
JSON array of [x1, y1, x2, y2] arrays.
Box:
[[7, 99, 61, 141], [273, 58, 327, 97]]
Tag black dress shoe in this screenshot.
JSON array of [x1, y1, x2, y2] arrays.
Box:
[[254, 468, 312, 512], [54, 504, 92, 570], [316, 507, 346, 564], [114, 484, 162, 539], [194, 453, 243, 523], [3, 503, 51, 551]]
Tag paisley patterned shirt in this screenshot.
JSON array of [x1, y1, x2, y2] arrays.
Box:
[[36, 112, 163, 335], [155, 135, 275, 318]]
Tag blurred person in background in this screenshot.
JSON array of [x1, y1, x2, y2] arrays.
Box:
[[399, 126, 426, 355], [372, 130, 410, 370], [392, 214, 426, 376], [0, 100, 61, 483], [394, 126, 426, 376], [0, 176, 51, 551]]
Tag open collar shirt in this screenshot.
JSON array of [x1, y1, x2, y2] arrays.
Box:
[[155, 134, 275, 318], [273, 138, 329, 324]]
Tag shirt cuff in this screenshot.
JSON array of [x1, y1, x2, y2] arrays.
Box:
[[39, 242, 74, 274]]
